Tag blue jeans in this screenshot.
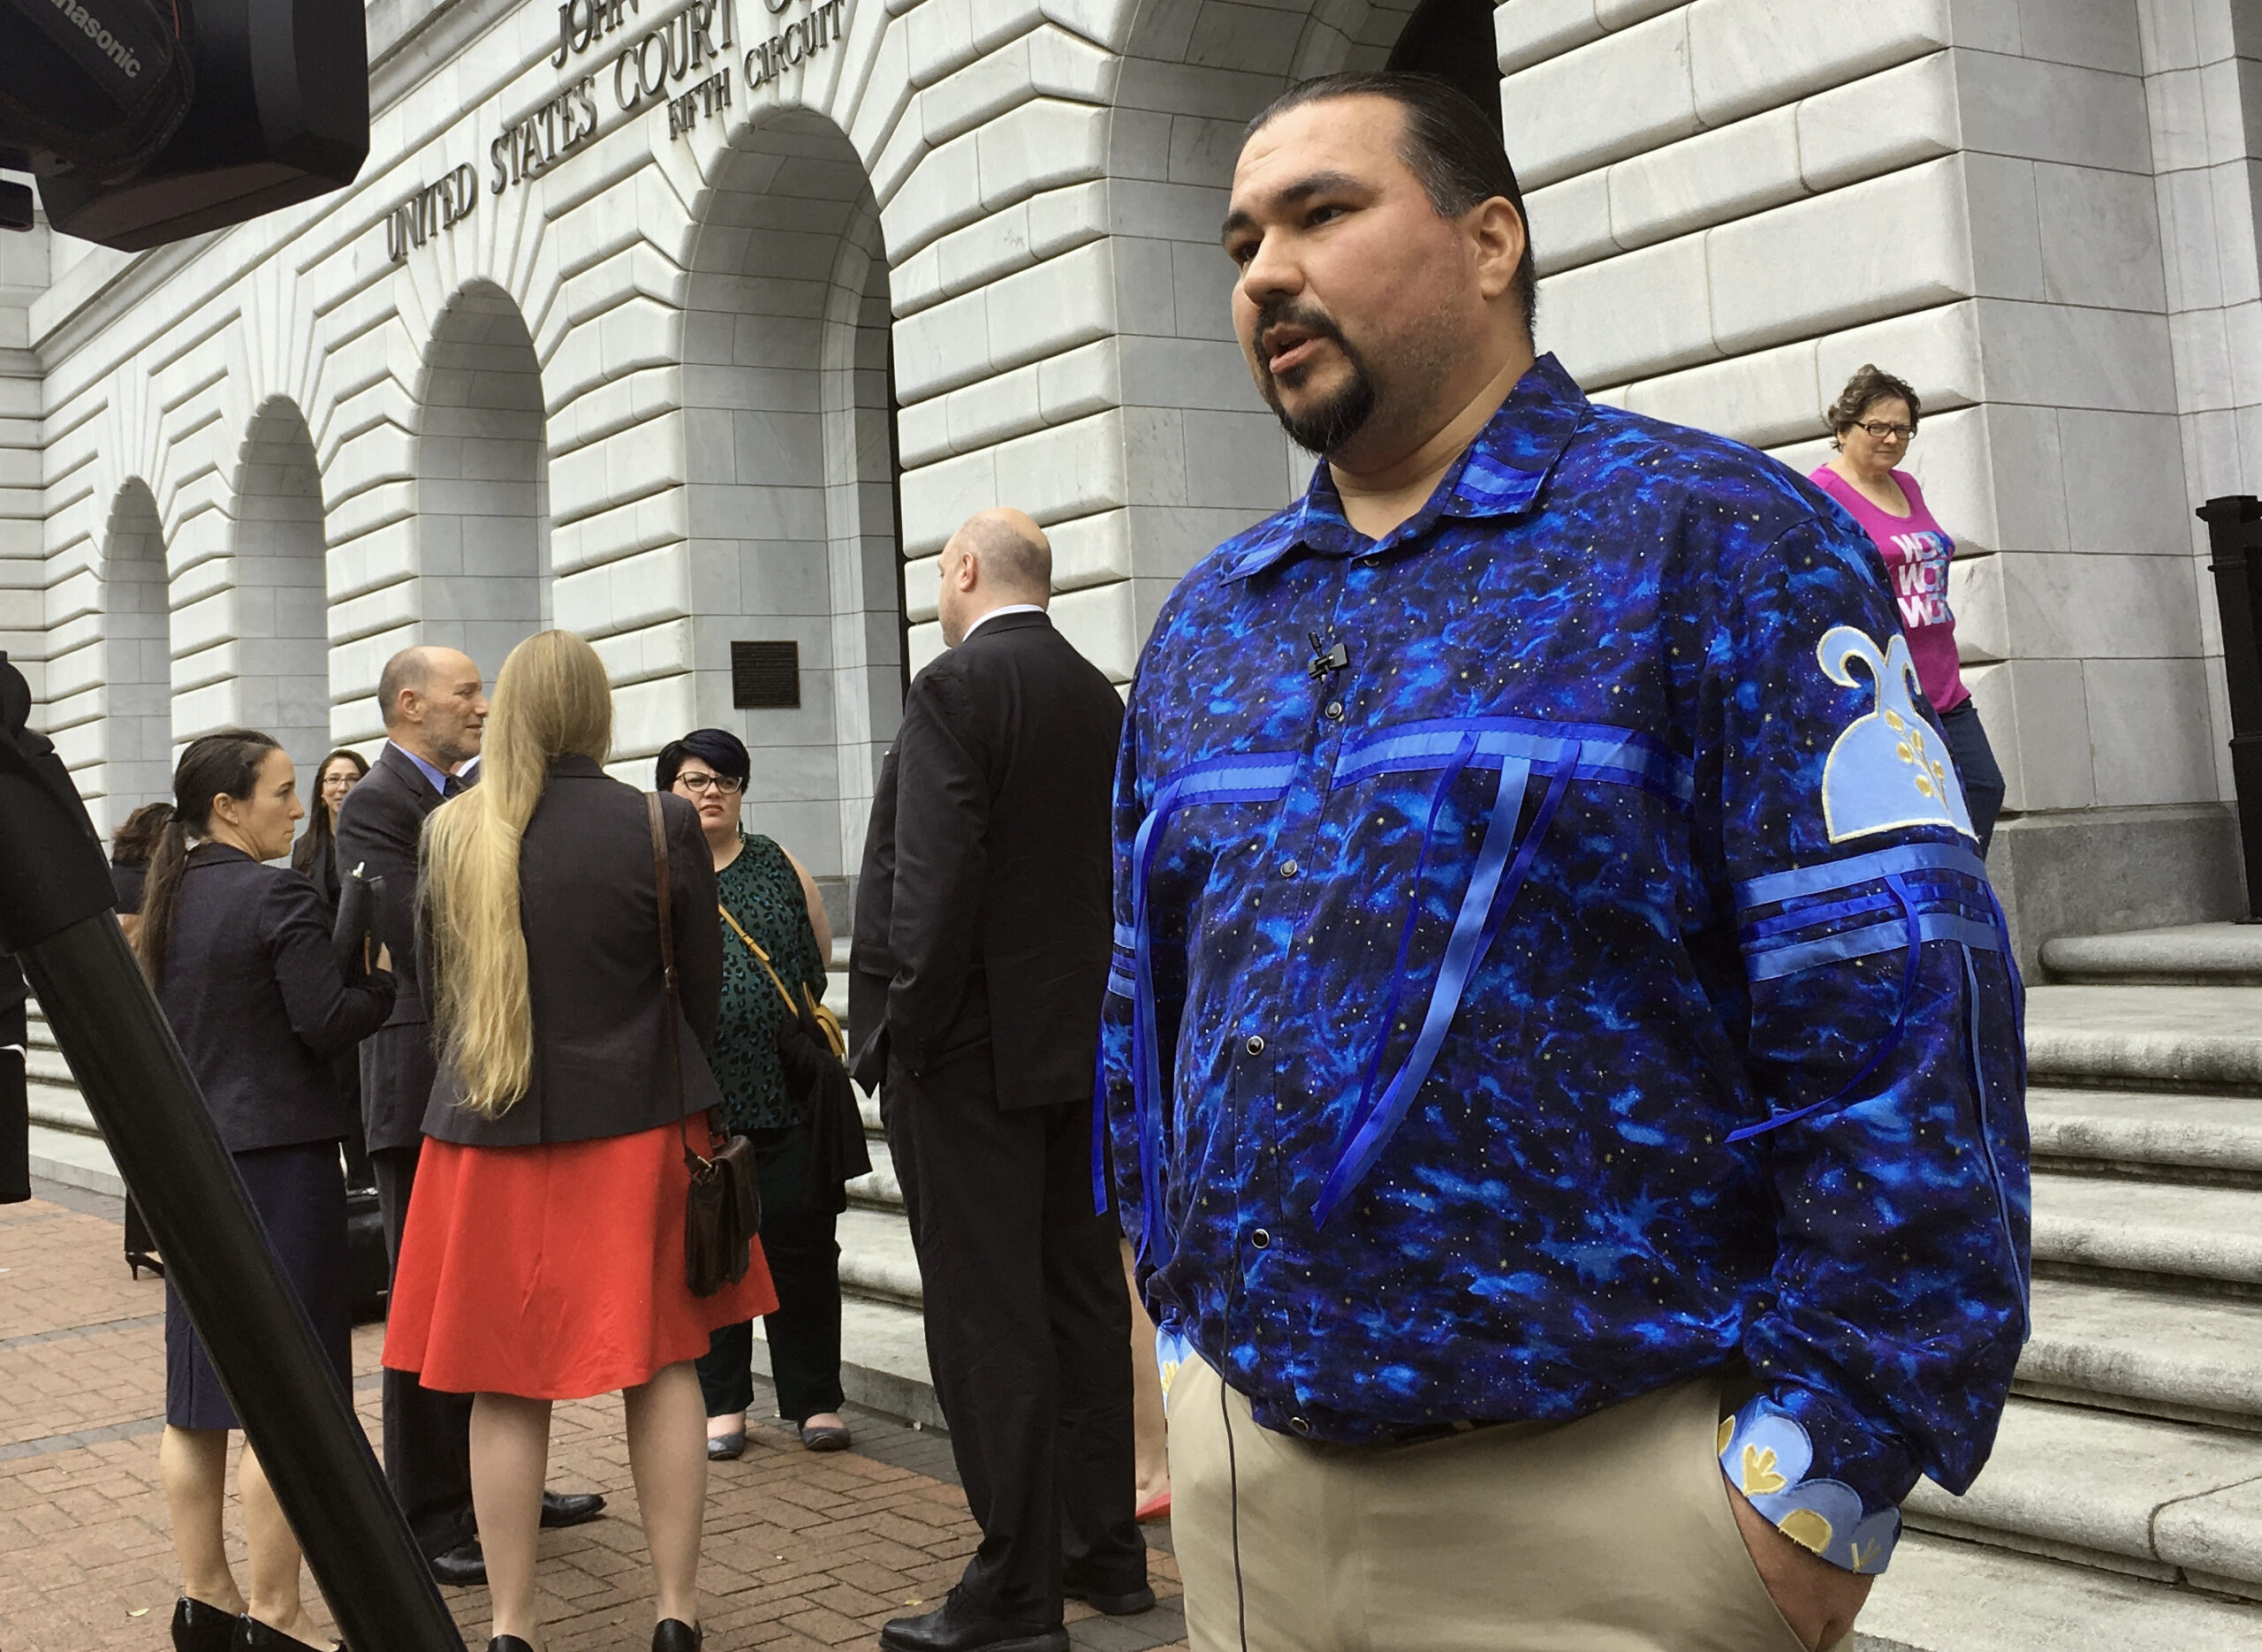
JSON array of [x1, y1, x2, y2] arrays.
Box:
[[1939, 701, 2006, 854]]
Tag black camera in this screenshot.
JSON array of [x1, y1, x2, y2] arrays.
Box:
[[0, 0, 368, 249]]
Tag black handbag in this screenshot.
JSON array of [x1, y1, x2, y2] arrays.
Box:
[[649, 794, 760, 1297]]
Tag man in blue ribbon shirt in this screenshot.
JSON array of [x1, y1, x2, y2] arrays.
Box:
[[1101, 72, 2028, 1652]]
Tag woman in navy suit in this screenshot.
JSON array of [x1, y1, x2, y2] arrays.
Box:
[[137, 730, 396, 1652]]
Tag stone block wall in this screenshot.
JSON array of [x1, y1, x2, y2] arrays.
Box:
[[7, 0, 2252, 940], [1511, 0, 2250, 946]]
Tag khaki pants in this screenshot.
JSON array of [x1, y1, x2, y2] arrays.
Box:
[[1169, 1358, 1849, 1652]]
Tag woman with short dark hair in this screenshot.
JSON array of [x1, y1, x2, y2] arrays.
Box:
[[1811, 364, 2008, 850], [139, 730, 396, 1652], [653, 729, 849, 1460]]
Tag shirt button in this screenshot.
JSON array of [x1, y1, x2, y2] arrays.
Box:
[[1244, 1034, 1265, 1057], [1250, 1228, 1271, 1250], [1325, 701, 1344, 720], [1279, 859, 1300, 878], [1289, 1415, 1313, 1436]]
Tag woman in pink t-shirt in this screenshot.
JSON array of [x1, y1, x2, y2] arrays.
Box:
[[1809, 364, 2006, 851]]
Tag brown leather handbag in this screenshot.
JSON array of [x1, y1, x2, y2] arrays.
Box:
[[649, 793, 759, 1296]]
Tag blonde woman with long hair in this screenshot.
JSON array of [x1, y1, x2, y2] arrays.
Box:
[[382, 632, 775, 1652]]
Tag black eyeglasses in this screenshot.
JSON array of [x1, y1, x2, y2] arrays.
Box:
[[673, 772, 744, 797], [1856, 421, 1916, 441]]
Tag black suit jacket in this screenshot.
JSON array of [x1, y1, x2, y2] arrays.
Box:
[[154, 845, 397, 1154], [421, 757, 724, 1148], [847, 745, 897, 1092], [864, 610, 1123, 1110], [334, 742, 459, 1153]]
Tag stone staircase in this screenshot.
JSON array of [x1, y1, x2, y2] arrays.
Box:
[[1859, 923, 2262, 1651]]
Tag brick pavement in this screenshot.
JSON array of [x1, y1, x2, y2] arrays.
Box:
[[0, 1187, 1188, 1652]]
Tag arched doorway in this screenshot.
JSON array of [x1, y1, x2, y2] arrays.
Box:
[[1102, 0, 1439, 624], [221, 399, 333, 773], [680, 110, 904, 893], [95, 481, 172, 825], [414, 283, 551, 678]]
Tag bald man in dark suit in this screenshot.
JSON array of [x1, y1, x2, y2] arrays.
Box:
[[860, 511, 1148, 1652]]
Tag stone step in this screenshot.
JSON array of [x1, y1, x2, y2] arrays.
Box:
[[2024, 986, 2262, 1095], [2021, 1277, 2262, 1431], [846, 1133, 903, 1213], [27, 1083, 95, 1136], [25, 1120, 123, 1197], [836, 1203, 921, 1308], [1856, 1530, 2262, 1651], [2029, 1088, 2262, 1186], [2033, 1171, 2262, 1294], [1902, 1397, 2262, 1600], [2041, 924, 2262, 989]]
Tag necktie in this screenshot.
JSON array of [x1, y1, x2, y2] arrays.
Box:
[[442, 774, 465, 799]]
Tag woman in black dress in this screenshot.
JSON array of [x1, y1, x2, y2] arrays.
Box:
[[290, 746, 375, 1186], [138, 731, 395, 1652]]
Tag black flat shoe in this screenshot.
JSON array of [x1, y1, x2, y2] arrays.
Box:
[[429, 1538, 486, 1587], [798, 1421, 852, 1452], [171, 1598, 236, 1652], [705, 1431, 745, 1461], [231, 1616, 343, 1651], [652, 1621, 702, 1652], [487, 1640, 535, 1652], [538, 1489, 606, 1528]]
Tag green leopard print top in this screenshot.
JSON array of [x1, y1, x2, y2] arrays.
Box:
[[710, 830, 827, 1133]]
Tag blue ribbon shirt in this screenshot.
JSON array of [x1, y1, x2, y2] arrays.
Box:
[[1100, 354, 2030, 1575]]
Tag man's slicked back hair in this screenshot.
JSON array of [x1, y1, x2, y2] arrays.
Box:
[[1248, 71, 1537, 338]]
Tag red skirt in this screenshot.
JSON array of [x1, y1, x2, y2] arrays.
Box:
[[383, 1118, 776, 1400]]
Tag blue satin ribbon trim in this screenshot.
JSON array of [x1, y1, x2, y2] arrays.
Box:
[[1746, 913, 2001, 981], [1313, 754, 1575, 1224], [1734, 840, 1988, 911], [1126, 750, 1302, 1263], [1739, 875, 1981, 945], [1728, 875, 1927, 1143], [1333, 714, 1690, 802], [1962, 940, 2028, 1334]]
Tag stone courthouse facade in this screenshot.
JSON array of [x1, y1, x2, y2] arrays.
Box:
[[0, 0, 2255, 946]]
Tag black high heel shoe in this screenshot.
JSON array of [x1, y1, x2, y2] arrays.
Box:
[[232, 1615, 344, 1651], [171, 1598, 236, 1652], [652, 1621, 702, 1652]]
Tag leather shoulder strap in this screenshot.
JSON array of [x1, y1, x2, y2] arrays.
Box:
[[649, 793, 702, 1163]]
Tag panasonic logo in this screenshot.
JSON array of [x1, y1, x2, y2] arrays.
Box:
[[49, 0, 143, 79]]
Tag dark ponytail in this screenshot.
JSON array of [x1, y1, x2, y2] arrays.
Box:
[[134, 729, 283, 986]]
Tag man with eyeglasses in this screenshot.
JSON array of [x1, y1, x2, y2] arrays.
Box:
[[1100, 72, 2027, 1652]]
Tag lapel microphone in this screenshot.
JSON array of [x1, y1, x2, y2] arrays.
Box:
[[1308, 631, 1350, 682]]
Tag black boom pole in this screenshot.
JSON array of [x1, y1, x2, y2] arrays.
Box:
[[0, 657, 464, 1650]]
